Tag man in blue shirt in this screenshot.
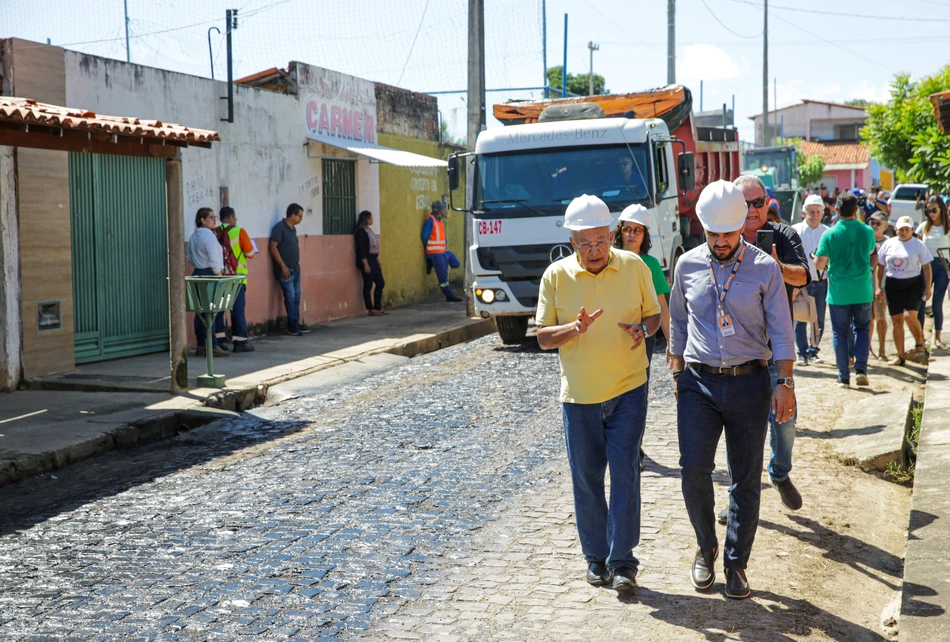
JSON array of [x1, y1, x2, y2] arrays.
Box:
[[670, 180, 795, 601]]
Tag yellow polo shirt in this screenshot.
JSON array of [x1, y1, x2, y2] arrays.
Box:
[[537, 248, 660, 404]]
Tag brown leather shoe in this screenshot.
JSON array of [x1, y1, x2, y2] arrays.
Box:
[[691, 546, 718, 590], [724, 568, 751, 599]]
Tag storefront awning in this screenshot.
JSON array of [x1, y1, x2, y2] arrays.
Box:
[[307, 135, 447, 168]]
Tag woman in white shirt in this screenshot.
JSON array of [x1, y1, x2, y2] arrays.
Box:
[[185, 207, 228, 357], [876, 216, 933, 365], [915, 196, 950, 349]]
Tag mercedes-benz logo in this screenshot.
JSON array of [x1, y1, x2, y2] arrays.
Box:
[[549, 244, 574, 262]]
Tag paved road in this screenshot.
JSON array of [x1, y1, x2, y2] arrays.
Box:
[[0, 336, 567, 639]]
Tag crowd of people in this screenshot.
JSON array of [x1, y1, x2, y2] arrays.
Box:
[[535, 174, 949, 601], [184, 199, 465, 355]]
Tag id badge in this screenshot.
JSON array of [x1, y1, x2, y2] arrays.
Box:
[[718, 314, 736, 337]]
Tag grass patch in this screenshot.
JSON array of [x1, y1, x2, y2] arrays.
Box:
[[885, 402, 922, 485]]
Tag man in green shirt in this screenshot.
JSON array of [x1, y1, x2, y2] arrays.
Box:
[[815, 192, 876, 387]]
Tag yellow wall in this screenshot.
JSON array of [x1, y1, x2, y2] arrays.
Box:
[[377, 133, 465, 307]]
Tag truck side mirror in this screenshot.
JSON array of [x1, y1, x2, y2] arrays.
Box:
[[447, 155, 460, 192], [678, 152, 696, 192]]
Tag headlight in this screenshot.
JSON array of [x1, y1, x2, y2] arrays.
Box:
[[481, 289, 495, 303], [495, 289, 507, 301]]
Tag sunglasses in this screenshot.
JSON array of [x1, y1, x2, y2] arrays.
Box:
[[926, 207, 940, 215], [745, 197, 767, 209], [621, 225, 644, 235]]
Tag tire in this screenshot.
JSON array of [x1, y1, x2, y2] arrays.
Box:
[[495, 315, 529, 344]]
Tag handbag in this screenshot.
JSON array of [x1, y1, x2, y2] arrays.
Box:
[[792, 287, 815, 323]]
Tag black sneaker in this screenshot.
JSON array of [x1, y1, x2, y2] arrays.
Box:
[[232, 343, 256, 353], [836, 377, 850, 388], [287, 328, 302, 336], [855, 370, 869, 386], [297, 324, 312, 334], [586, 561, 611, 586], [611, 566, 638, 593], [445, 295, 463, 303]]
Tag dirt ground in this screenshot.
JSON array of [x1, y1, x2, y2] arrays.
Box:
[[362, 317, 931, 641]]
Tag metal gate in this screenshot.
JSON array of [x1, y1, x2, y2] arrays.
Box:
[[69, 153, 169, 363], [322, 158, 356, 234]]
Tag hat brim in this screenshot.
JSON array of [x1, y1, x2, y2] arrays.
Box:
[[700, 220, 745, 234]]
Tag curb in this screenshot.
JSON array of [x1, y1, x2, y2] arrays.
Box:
[[0, 319, 497, 488]]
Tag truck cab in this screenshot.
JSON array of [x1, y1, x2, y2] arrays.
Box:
[[449, 112, 691, 343]]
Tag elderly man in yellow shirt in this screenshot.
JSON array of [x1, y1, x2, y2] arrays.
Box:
[[536, 194, 661, 593]]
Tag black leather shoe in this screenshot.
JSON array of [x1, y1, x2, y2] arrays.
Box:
[[774, 477, 803, 510], [724, 568, 751, 599], [445, 295, 463, 302], [586, 561, 611, 586], [717, 506, 728, 525], [611, 566, 638, 593], [690, 546, 718, 590]]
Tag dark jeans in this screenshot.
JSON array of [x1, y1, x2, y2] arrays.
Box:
[[794, 280, 827, 357], [361, 255, 385, 311], [919, 258, 950, 332], [277, 268, 302, 331], [678, 366, 772, 569], [562, 384, 649, 571], [228, 284, 248, 345], [829, 302, 871, 379], [430, 251, 461, 298], [192, 267, 224, 349]]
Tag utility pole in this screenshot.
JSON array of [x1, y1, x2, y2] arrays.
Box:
[[223, 9, 238, 123], [667, 0, 675, 84], [587, 41, 599, 96], [762, 0, 769, 146], [124, 0, 130, 62], [465, 0, 485, 316], [562, 14, 568, 97], [542, 0, 548, 98]]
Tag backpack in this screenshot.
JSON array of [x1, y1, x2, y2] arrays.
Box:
[[215, 226, 239, 276]]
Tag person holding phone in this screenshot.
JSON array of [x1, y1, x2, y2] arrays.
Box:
[[732, 175, 809, 514]]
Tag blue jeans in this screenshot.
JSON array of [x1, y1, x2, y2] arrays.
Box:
[[562, 384, 649, 571], [767, 361, 796, 482], [192, 267, 224, 349], [794, 280, 827, 357], [430, 251, 461, 298], [278, 268, 302, 331], [919, 258, 949, 332], [829, 302, 872, 380], [678, 366, 772, 569], [228, 284, 248, 345]]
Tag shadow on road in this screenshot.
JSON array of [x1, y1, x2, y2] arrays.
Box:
[[0, 418, 307, 537]]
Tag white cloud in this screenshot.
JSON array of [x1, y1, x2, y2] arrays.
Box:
[[676, 44, 742, 83]]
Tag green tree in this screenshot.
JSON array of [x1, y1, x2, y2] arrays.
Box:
[[775, 137, 826, 186], [862, 66, 950, 191], [545, 65, 607, 96], [844, 98, 873, 108]]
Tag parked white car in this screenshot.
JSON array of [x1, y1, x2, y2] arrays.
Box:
[[888, 183, 928, 226]]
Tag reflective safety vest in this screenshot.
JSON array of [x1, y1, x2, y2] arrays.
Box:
[[425, 215, 446, 254], [222, 224, 249, 284]]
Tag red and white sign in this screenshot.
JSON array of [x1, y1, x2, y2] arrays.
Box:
[[478, 220, 503, 236], [298, 64, 377, 144]]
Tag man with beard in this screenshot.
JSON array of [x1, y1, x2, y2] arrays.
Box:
[[669, 180, 795, 600]]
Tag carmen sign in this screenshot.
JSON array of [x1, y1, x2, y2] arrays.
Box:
[[306, 101, 376, 143], [297, 64, 377, 145]]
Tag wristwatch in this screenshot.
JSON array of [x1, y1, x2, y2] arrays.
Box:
[[639, 323, 650, 337], [775, 377, 794, 389]]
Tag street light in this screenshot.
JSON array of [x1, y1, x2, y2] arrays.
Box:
[[588, 41, 600, 96]]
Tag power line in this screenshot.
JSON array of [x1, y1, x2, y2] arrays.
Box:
[[726, 0, 950, 22], [581, 0, 663, 54], [699, 0, 762, 38], [397, 0, 431, 86], [769, 11, 897, 71]]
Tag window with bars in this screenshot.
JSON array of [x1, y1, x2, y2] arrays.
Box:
[[322, 159, 357, 235]]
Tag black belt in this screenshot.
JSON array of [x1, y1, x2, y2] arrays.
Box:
[[688, 360, 767, 377]]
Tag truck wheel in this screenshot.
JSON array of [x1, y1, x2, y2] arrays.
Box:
[[495, 315, 529, 344]]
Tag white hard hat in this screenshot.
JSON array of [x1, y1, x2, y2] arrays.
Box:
[[619, 204, 652, 228], [696, 180, 747, 233], [803, 194, 824, 209], [895, 215, 914, 230], [564, 194, 613, 231]]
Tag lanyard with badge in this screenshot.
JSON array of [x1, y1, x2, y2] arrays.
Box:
[[706, 241, 747, 337]]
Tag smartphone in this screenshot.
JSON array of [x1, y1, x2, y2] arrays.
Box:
[[756, 229, 774, 253]]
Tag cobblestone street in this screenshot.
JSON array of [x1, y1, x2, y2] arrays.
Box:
[[0, 331, 911, 640]]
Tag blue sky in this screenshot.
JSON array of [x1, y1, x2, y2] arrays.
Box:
[[3, 0, 949, 142]]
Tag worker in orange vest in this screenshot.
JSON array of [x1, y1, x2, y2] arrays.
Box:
[[421, 201, 462, 302]]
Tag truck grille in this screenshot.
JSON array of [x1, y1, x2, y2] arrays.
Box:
[[476, 243, 573, 307]]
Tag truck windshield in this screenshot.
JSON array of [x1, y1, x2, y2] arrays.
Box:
[[475, 144, 652, 218], [742, 149, 795, 188]]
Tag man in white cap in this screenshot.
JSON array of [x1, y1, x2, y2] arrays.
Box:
[[536, 194, 661, 593], [793, 194, 831, 365], [669, 180, 795, 600]]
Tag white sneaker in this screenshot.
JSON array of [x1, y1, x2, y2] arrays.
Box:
[[809, 354, 824, 364], [795, 356, 808, 366]]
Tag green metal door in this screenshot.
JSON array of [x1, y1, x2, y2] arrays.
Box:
[[69, 153, 169, 363], [322, 158, 356, 234]]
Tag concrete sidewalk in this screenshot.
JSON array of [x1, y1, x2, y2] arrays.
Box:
[[0, 301, 495, 487]]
